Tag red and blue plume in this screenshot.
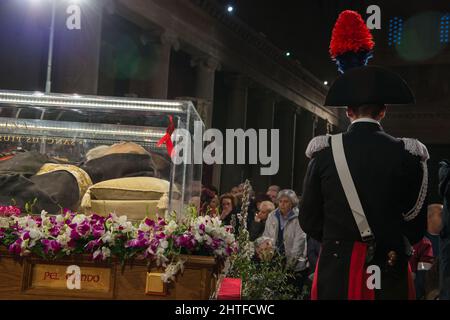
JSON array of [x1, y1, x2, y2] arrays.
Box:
[[330, 10, 375, 74]]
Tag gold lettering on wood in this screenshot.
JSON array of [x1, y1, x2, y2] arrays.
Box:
[[31, 264, 111, 292]]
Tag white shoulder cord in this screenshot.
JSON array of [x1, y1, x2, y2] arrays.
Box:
[[403, 161, 428, 222], [400, 138, 429, 222]]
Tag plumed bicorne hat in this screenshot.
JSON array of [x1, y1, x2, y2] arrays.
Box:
[[325, 10, 415, 107]]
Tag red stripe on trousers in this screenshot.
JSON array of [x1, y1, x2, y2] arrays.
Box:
[[311, 242, 415, 300], [348, 242, 375, 300], [311, 251, 320, 300]]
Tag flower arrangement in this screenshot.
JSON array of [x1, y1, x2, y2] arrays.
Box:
[[224, 180, 305, 300], [0, 205, 237, 283]]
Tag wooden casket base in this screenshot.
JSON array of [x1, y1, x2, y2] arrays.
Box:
[[0, 248, 218, 300]]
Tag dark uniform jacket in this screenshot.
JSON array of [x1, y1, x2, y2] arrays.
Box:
[[299, 120, 428, 299]]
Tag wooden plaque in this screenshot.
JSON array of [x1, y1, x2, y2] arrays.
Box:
[[30, 264, 111, 292]]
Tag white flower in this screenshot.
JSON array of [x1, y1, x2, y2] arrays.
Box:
[[161, 260, 185, 283], [204, 234, 212, 245], [165, 220, 178, 235], [102, 247, 111, 259], [0, 217, 9, 228], [56, 232, 69, 247], [118, 215, 128, 224], [28, 229, 41, 240], [160, 240, 169, 249], [93, 249, 101, 260], [56, 215, 65, 224], [101, 231, 114, 245], [71, 214, 87, 225], [194, 233, 203, 243], [40, 210, 48, 220]]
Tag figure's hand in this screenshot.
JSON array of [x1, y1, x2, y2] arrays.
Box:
[[255, 210, 269, 222]]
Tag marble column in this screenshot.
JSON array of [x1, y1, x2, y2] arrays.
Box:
[[293, 108, 315, 195], [247, 88, 276, 193], [130, 30, 179, 99], [191, 56, 221, 128], [220, 74, 249, 193], [272, 101, 296, 190], [52, 0, 108, 94]]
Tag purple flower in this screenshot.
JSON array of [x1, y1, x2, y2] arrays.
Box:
[[199, 224, 206, 234], [49, 226, 61, 237], [8, 239, 23, 255], [85, 239, 102, 252], [157, 219, 166, 227], [155, 232, 166, 240], [91, 224, 105, 238], [210, 238, 222, 250], [41, 239, 61, 254], [174, 234, 196, 250], [22, 231, 30, 241], [70, 228, 80, 240], [90, 214, 105, 223], [148, 238, 160, 253], [77, 222, 90, 236], [126, 238, 148, 248], [35, 217, 42, 227], [67, 239, 77, 248], [68, 223, 77, 229], [144, 218, 155, 228]]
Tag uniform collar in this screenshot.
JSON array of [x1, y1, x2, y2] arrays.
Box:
[[351, 118, 381, 125], [348, 118, 383, 132]]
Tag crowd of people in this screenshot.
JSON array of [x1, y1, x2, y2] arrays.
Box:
[[198, 177, 449, 300], [199, 183, 312, 293]]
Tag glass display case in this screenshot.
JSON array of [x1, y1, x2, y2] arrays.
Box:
[[0, 90, 204, 220]]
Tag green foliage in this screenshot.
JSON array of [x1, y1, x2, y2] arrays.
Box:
[[24, 199, 37, 215], [227, 248, 304, 300]]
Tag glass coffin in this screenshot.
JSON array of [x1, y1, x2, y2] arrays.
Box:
[[0, 90, 203, 221]]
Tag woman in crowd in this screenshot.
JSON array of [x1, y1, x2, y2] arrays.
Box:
[[260, 189, 308, 285], [200, 187, 216, 216], [219, 193, 239, 228]]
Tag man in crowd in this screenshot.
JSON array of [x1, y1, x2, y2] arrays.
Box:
[[249, 200, 275, 241], [426, 204, 443, 257]]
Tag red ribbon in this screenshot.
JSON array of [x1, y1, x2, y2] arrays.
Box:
[[157, 115, 175, 158]]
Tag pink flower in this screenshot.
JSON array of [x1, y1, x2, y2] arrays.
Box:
[[70, 228, 80, 240], [0, 206, 21, 217], [85, 239, 102, 252], [8, 239, 23, 255], [77, 222, 90, 236], [126, 238, 148, 248], [91, 224, 105, 238], [49, 226, 61, 237], [41, 239, 61, 254], [174, 234, 196, 250], [144, 218, 155, 228], [22, 231, 30, 241]]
